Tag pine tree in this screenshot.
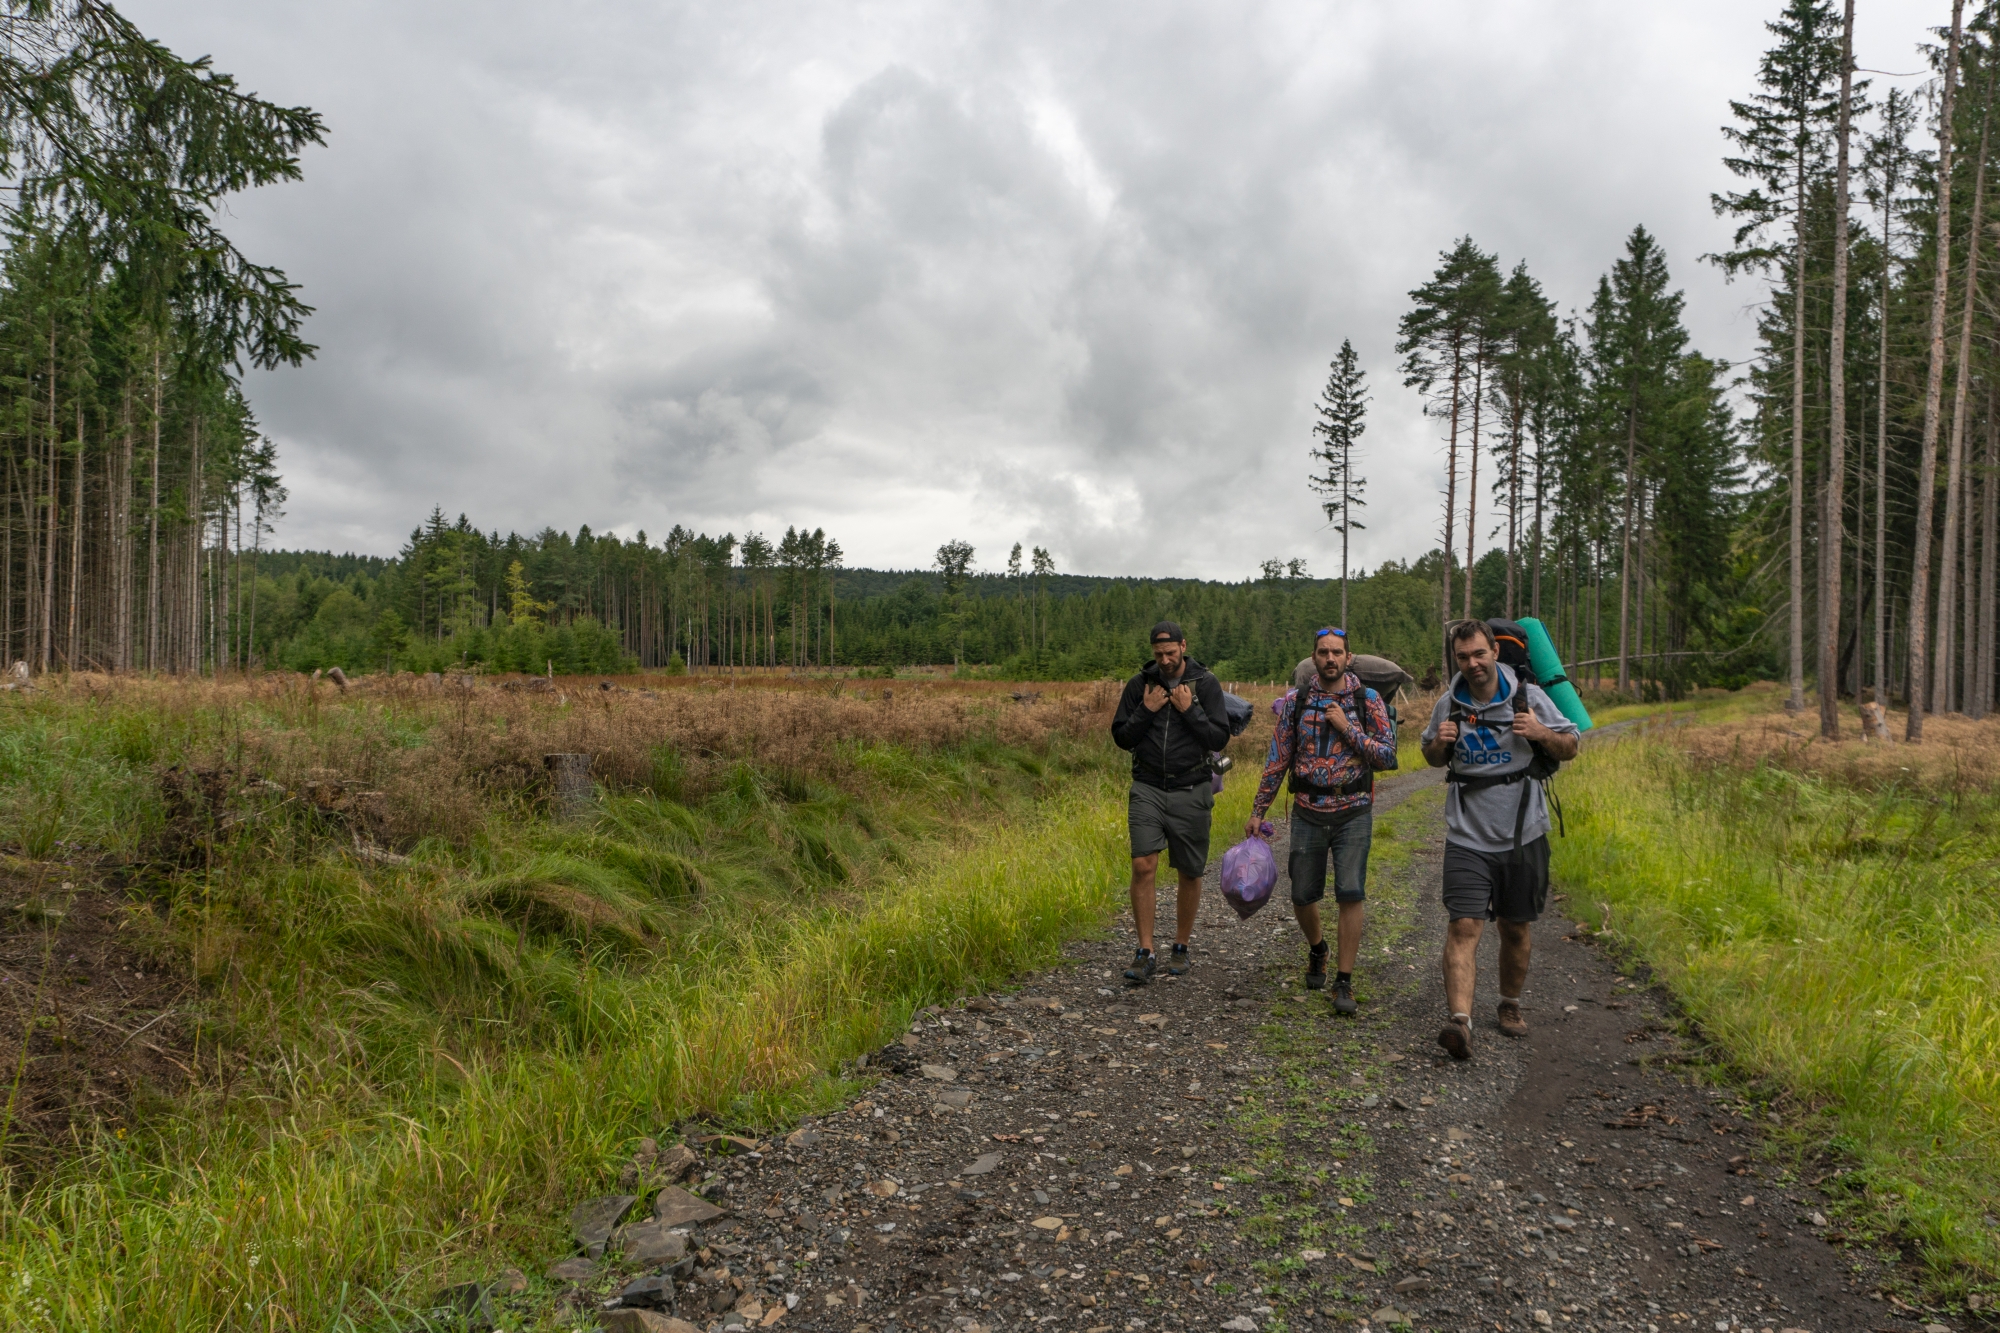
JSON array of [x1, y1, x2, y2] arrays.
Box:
[[1398, 238, 1502, 651], [1588, 226, 1689, 696], [1711, 0, 1845, 712], [1308, 339, 1369, 626], [1490, 263, 1558, 617]]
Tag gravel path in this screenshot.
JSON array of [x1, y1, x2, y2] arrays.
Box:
[[568, 745, 1940, 1333]]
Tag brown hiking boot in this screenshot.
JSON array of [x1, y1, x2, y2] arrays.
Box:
[[1437, 1014, 1472, 1061], [1497, 1000, 1528, 1039]]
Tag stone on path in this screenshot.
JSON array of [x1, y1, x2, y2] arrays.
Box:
[[1220, 1318, 1257, 1332], [617, 1273, 678, 1309], [1392, 1275, 1431, 1295], [655, 1142, 699, 1182], [427, 1281, 496, 1330], [920, 1063, 957, 1081], [599, 1311, 702, 1333], [570, 1194, 637, 1256], [651, 1185, 726, 1227], [962, 1152, 1003, 1176], [937, 1088, 974, 1108], [613, 1220, 687, 1265], [547, 1257, 597, 1282], [1370, 1309, 1406, 1326]]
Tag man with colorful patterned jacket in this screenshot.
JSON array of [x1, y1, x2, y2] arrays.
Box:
[[1246, 627, 1397, 1014]]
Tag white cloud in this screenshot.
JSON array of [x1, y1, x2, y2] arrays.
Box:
[[125, 0, 1938, 578]]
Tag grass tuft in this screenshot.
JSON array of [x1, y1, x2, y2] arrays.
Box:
[[1556, 695, 2000, 1291]]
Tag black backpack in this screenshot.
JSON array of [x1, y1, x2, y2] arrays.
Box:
[[1485, 619, 1538, 685]]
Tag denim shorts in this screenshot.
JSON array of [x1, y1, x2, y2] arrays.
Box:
[[1287, 804, 1372, 906]]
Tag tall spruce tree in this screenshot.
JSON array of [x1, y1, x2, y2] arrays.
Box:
[[1712, 0, 1844, 713], [1309, 339, 1369, 626], [1490, 262, 1558, 617], [1588, 226, 1689, 696], [1398, 238, 1502, 655]]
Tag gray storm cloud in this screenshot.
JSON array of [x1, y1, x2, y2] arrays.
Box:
[[125, 0, 1935, 576]]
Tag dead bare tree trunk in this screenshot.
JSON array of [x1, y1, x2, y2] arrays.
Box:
[[145, 344, 161, 673], [1466, 350, 1484, 620], [1617, 393, 1638, 696], [1937, 80, 1991, 716], [1788, 144, 1809, 713], [1979, 391, 1998, 717], [1909, 1, 1966, 741], [1819, 0, 1856, 738]]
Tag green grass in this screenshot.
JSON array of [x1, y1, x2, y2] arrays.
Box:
[[1555, 729, 2000, 1297], [0, 684, 1138, 1331]]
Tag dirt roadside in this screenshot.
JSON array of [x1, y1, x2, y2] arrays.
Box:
[[557, 746, 1945, 1333]]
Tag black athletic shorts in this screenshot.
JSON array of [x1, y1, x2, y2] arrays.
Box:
[[1440, 836, 1551, 923]]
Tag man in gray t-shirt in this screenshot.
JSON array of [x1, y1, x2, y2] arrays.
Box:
[[1419, 620, 1579, 1061]]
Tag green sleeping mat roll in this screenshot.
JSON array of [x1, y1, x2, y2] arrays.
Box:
[[1517, 616, 1592, 731]]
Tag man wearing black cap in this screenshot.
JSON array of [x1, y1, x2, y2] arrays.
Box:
[[1110, 621, 1231, 983]]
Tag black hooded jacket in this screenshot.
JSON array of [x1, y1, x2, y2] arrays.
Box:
[[1110, 656, 1232, 788]]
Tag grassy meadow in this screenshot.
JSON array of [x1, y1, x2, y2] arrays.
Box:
[[0, 671, 1288, 1331], [1555, 683, 2000, 1297]]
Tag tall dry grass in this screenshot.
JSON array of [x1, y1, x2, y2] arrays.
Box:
[[0, 669, 1226, 1330]]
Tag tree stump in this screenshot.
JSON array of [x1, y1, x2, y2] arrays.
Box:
[[544, 753, 595, 819]]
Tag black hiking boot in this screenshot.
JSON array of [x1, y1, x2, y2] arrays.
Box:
[[1166, 943, 1191, 976], [1123, 948, 1157, 985], [1304, 940, 1329, 990], [1331, 974, 1358, 1016]]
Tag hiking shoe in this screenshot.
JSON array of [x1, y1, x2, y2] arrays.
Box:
[[1123, 948, 1157, 985], [1331, 975, 1358, 1016], [1304, 941, 1329, 991], [1166, 943, 1191, 976], [1437, 1015, 1472, 1061], [1497, 1000, 1529, 1039]]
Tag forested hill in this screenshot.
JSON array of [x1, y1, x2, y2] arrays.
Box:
[[244, 533, 1460, 681], [241, 521, 1768, 686]]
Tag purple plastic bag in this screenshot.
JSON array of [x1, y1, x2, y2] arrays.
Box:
[[1220, 830, 1278, 920]]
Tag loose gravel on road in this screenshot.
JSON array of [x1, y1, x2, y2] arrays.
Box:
[[539, 758, 1945, 1333]]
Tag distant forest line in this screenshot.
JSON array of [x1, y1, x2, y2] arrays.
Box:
[[238, 512, 1774, 687]]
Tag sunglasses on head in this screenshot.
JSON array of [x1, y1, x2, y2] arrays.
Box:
[[1315, 627, 1347, 642]]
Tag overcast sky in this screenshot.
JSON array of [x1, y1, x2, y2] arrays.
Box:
[[127, 0, 1939, 580]]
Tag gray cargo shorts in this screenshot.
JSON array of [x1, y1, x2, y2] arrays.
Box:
[[1128, 781, 1214, 876]]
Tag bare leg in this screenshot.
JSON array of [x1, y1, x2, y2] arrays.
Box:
[[1335, 900, 1365, 972], [1498, 920, 1532, 996], [1130, 854, 1160, 952], [1293, 900, 1323, 946], [1174, 872, 1202, 947], [1442, 917, 1485, 1016]]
